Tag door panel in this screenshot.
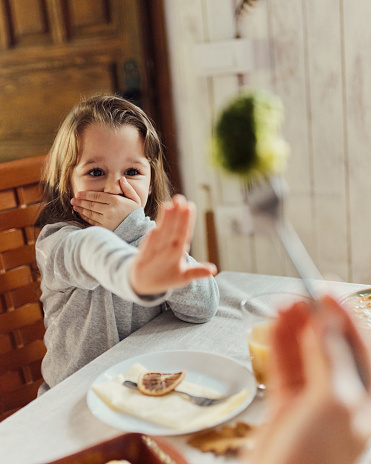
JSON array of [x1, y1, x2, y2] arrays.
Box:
[[0, 0, 157, 163]]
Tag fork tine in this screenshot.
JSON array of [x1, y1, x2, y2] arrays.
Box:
[[178, 391, 231, 406], [197, 395, 231, 407]]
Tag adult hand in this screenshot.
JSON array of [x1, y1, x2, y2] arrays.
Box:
[[71, 177, 141, 230], [129, 195, 217, 295], [247, 296, 371, 464]]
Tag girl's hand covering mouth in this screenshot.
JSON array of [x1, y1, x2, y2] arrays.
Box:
[[71, 177, 142, 230]]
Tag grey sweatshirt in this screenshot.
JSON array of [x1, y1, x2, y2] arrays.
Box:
[[36, 208, 219, 390]]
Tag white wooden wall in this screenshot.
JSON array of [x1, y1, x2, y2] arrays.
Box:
[[164, 0, 371, 285]]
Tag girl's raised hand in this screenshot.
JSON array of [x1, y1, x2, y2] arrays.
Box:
[[129, 195, 217, 295], [71, 177, 141, 230]]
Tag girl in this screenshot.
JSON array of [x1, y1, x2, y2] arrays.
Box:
[[35, 95, 219, 393]]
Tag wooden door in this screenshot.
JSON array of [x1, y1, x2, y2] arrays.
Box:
[[0, 0, 180, 189]]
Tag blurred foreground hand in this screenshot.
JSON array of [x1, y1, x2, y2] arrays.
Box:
[[243, 295, 371, 464]]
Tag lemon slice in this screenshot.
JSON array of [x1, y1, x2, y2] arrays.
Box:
[[137, 371, 186, 396]]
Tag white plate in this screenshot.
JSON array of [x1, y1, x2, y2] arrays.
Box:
[[87, 350, 257, 436]]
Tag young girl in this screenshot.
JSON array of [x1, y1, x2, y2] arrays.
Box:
[[35, 95, 219, 393]]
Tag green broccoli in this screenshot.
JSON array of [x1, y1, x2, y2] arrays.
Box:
[[212, 89, 290, 182]]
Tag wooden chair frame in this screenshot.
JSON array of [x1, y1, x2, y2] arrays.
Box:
[[0, 155, 47, 421]]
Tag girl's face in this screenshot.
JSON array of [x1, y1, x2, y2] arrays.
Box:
[[71, 123, 151, 207]]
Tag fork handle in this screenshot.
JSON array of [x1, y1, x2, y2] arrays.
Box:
[[275, 219, 322, 300]]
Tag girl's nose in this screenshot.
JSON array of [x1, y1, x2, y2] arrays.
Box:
[[103, 176, 123, 195]]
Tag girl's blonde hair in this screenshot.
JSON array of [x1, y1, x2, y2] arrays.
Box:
[[36, 95, 172, 227]]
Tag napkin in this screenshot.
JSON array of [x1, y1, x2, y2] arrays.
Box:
[[92, 363, 250, 431]]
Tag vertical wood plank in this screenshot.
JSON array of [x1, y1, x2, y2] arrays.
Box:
[[207, 0, 246, 207], [47, 0, 68, 43], [143, 0, 183, 193], [304, 0, 349, 281], [266, 0, 314, 281], [343, 0, 371, 284], [204, 0, 249, 270], [164, 0, 218, 263], [238, 0, 295, 277], [0, 0, 12, 49]]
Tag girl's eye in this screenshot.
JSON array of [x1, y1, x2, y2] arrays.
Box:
[[88, 168, 104, 177], [125, 168, 140, 176]]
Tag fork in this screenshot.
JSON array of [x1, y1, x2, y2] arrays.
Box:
[[242, 176, 322, 299], [122, 380, 232, 407]]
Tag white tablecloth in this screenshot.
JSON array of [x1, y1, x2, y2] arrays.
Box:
[[1, 272, 370, 464]]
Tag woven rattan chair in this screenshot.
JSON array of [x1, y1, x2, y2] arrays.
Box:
[[0, 155, 47, 421]]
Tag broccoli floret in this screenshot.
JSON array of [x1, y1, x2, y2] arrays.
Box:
[[212, 89, 290, 182]]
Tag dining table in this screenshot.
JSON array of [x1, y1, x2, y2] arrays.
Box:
[[1, 271, 371, 464]]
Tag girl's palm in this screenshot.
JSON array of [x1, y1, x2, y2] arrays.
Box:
[[130, 196, 216, 295]]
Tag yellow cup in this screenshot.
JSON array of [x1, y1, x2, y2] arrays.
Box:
[[247, 322, 275, 389]]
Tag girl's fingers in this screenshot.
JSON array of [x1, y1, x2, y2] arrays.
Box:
[[71, 192, 111, 217], [169, 195, 192, 248], [153, 203, 177, 249], [72, 199, 106, 215], [78, 212, 100, 226], [155, 196, 191, 251], [74, 191, 110, 204], [119, 177, 141, 203], [72, 204, 103, 222], [200, 261, 218, 276], [139, 205, 176, 254], [182, 264, 215, 282]]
